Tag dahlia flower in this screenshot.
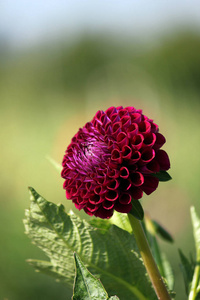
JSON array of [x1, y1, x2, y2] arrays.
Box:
[[61, 106, 170, 219]]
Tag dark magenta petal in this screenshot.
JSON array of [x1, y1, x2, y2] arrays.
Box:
[[112, 122, 122, 138], [140, 148, 155, 164], [127, 123, 138, 138], [121, 115, 132, 129], [130, 151, 141, 164], [105, 106, 117, 118], [86, 202, 100, 212], [156, 150, 170, 171], [89, 194, 104, 205], [107, 168, 120, 179], [131, 134, 144, 150], [105, 190, 119, 201], [154, 133, 166, 150], [150, 122, 159, 133], [111, 149, 122, 164], [120, 167, 130, 179], [94, 186, 106, 195], [138, 121, 151, 134], [131, 113, 142, 123], [142, 175, 159, 195], [129, 187, 143, 200], [118, 108, 129, 118], [122, 145, 132, 160], [143, 133, 156, 148], [130, 172, 144, 186], [146, 159, 160, 173], [120, 179, 132, 191], [119, 193, 132, 204], [117, 132, 129, 148], [102, 200, 115, 210], [107, 179, 120, 190], [115, 202, 132, 213], [94, 207, 114, 219], [110, 113, 120, 124]]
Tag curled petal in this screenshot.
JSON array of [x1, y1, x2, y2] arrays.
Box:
[[121, 115, 132, 129], [103, 200, 115, 210], [130, 172, 144, 186], [131, 134, 144, 150], [143, 133, 156, 148], [111, 149, 122, 164], [105, 190, 119, 201], [120, 166, 130, 179], [140, 148, 155, 164], [122, 145, 132, 160], [127, 123, 138, 138], [89, 194, 104, 205], [117, 132, 129, 148], [138, 121, 151, 134], [119, 193, 132, 204], [107, 179, 120, 190]]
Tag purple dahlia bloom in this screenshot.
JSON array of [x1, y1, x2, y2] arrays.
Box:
[[61, 106, 170, 219]]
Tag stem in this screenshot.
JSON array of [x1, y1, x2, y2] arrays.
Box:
[[128, 213, 171, 300], [188, 250, 200, 300]]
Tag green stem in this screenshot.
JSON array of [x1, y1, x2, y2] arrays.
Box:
[[188, 250, 200, 300], [128, 214, 171, 300]]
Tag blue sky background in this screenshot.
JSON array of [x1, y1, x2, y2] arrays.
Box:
[[1, 0, 200, 49]]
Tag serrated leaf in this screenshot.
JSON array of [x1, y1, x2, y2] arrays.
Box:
[[152, 171, 172, 182], [178, 249, 194, 295], [88, 218, 111, 234], [73, 253, 108, 300], [27, 258, 71, 282], [24, 187, 156, 300], [152, 220, 174, 243], [129, 200, 144, 220]]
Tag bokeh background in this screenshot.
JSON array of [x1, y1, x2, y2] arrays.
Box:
[[1, 1, 200, 299]]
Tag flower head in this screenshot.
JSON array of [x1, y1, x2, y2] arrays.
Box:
[[61, 106, 170, 219]]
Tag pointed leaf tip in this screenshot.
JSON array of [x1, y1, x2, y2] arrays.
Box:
[[152, 171, 172, 182], [129, 199, 144, 220], [73, 253, 108, 300]]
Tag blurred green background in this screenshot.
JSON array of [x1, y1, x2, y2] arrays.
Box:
[[1, 1, 200, 299]]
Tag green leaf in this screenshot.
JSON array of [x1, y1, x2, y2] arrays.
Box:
[[24, 187, 156, 300], [73, 253, 109, 300], [109, 211, 132, 233], [129, 200, 144, 220], [191, 206, 200, 253], [178, 249, 194, 295], [188, 207, 200, 299], [144, 217, 174, 292], [152, 220, 174, 243], [152, 171, 172, 182], [161, 253, 174, 291]]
